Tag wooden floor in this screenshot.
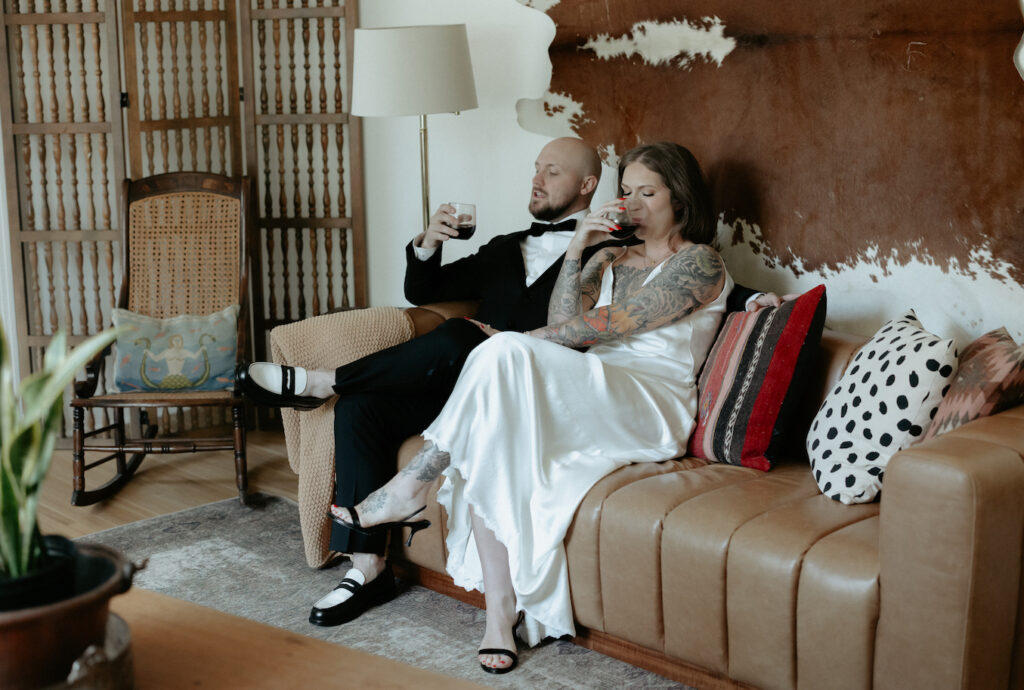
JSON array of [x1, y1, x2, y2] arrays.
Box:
[[39, 430, 297, 539]]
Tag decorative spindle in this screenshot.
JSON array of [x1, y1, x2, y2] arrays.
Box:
[[140, 7, 154, 174], [257, 6, 277, 319], [333, 12, 348, 308], [199, 8, 210, 168], [185, 13, 197, 166], [76, 6, 95, 232], [170, 16, 183, 167], [287, 12, 300, 321], [213, 9, 225, 172], [62, 12, 81, 234], [90, 0, 110, 229], [333, 15, 346, 217], [273, 15, 285, 216]]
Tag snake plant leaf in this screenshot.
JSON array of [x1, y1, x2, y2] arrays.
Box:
[[0, 323, 120, 579], [23, 397, 63, 490], [0, 475, 19, 577], [40, 329, 67, 373], [7, 423, 38, 495], [17, 494, 41, 575], [20, 328, 120, 424], [0, 324, 12, 449]]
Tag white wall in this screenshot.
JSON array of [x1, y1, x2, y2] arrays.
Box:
[[358, 0, 617, 308]]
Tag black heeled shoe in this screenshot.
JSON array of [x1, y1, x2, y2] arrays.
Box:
[[328, 505, 431, 547], [235, 362, 328, 410], [478, 611, 524, 675]]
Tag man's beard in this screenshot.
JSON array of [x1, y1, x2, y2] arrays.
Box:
[[530, 196, 573, 221]]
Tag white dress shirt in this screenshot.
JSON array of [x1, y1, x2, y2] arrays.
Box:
[[411, 210, 588, 287]]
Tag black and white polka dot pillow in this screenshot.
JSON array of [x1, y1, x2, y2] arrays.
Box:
[[806, 310, 958, 504]]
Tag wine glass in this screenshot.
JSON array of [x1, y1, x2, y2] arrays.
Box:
[[606, 206, 636, 239], [448, 202, 476, 240]]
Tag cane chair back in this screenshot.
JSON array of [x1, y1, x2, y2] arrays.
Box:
[[126, 190, 243, 318], [71, 172, 253, 506]]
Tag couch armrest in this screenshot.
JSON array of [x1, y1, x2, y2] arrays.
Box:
[[405, 300, 479, 338], [875, 405, 1024, 690]]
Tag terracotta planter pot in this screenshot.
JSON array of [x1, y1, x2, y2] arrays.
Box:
[[0, 542, 135, 689]]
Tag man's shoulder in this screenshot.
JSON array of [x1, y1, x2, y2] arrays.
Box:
[[488, 228, 530, 243], [468, 228, 531, 256]]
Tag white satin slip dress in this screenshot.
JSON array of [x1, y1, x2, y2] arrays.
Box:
[[424, 259, 734, 645]]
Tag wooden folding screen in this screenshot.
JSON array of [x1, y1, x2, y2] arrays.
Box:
[[239, 0, 366, 361], [0, 0, 127, 423], [0, 0, 366, 436], [121, 0, 243, 177]]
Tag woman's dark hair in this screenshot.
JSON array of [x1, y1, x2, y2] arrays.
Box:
[[617, 142, 715, 245]]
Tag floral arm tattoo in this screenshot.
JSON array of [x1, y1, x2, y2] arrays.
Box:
[[546, 248, 618, 326], [531, 244, 725, 348]]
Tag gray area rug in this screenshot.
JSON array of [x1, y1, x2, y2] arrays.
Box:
[[80, 493, 692, 689]]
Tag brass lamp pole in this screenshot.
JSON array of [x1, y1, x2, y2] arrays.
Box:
[[350, 24, 479, 232]]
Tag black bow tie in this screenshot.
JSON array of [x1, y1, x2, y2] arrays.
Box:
[[526, 218, 577, 236]]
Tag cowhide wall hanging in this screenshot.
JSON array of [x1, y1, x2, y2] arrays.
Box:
[[516, 0, 1024, 343]]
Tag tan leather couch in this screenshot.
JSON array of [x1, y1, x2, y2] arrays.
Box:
[[373, 302, 1024, 690]]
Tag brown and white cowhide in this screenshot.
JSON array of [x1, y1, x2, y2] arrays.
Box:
[[517, 0, 1024, 342]]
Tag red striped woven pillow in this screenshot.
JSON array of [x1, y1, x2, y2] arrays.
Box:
[[687, 285, 827, 470]]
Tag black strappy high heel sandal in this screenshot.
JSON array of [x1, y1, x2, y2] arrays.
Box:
[[327, 505, 431, 547], [478, 611, 525, 675]]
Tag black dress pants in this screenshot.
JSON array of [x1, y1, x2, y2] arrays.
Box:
[[329, 318, 488, 555]]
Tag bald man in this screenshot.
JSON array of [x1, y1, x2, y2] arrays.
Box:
[[297, 138, 614, 628], [404, 137, 604, 328], [239, 138, 762, 627]]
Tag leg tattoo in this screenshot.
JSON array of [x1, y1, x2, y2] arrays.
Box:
[[362, 489, 388, 514], [402, 441, 451, 483]]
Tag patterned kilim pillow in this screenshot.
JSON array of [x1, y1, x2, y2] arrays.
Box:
[[919, 327, 1024, 441], [112, 304, 239, 392], [806, 310, 958, 504], [687, 284, 827, 470]]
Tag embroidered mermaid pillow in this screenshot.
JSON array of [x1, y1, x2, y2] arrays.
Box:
[[112, 304, 239, 392]]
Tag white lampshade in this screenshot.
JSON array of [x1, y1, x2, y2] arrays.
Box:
[[351, 24, 478, 117]]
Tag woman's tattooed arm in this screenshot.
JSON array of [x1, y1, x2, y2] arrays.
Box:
[[531, 244, 726, 348], [546, 247, 619, 326]]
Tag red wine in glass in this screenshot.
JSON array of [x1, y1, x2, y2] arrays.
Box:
[[456, 216, 476, 240], [610, 223, 637, 239], [608, 208, 636, 239], [449, 203, 476, 240]]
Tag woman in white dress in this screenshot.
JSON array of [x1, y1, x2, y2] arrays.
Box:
[[329, 142, 732, 674]]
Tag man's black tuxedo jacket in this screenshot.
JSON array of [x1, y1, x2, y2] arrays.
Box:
[[404, 229, 756, 331]]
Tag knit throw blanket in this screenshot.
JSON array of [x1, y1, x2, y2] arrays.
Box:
[[270, 307, 414, 567]]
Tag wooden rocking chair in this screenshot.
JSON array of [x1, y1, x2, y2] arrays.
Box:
[[71, 172, 253, 506]]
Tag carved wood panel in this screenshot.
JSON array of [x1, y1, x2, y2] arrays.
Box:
[[1, 0, 365, 436], [121, 0, 243, 177], [0, 0, 127, 435], [238, 0, 366, 426]]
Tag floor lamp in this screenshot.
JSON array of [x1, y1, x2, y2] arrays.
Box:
[[351, 24, 479, 232]]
